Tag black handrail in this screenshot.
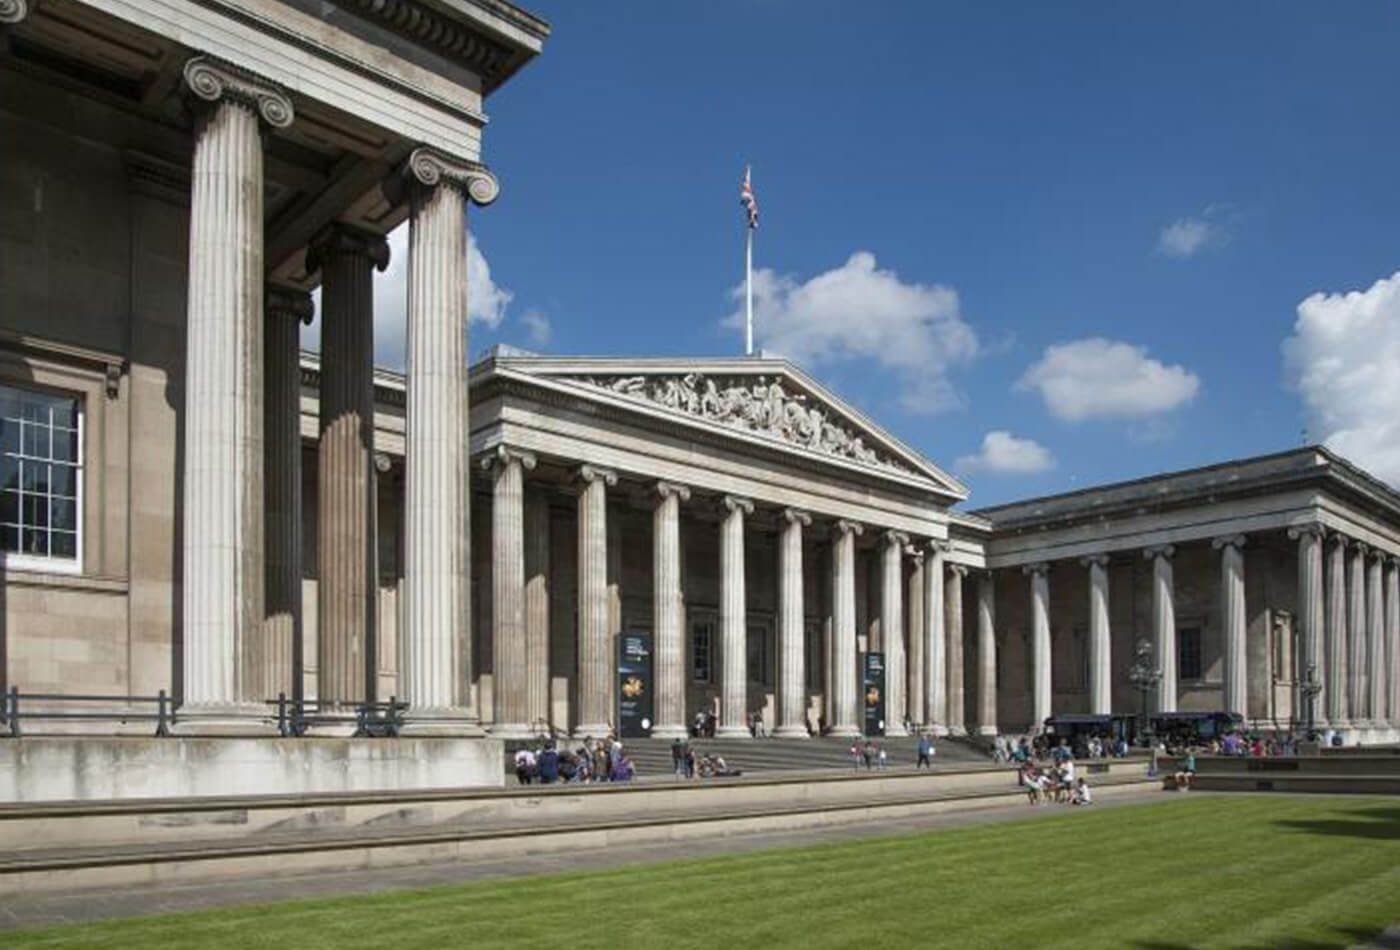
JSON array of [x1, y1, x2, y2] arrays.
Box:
[[267, 693, 409, 738], [2, 686, 172, 738]]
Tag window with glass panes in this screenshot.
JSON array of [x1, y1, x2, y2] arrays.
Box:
[[0, 385, 81, 565]]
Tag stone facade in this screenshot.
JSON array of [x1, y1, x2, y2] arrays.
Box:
[[2, 0, 1399, 789]]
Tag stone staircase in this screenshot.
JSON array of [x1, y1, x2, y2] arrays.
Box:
[[506, 735, 992, 780]]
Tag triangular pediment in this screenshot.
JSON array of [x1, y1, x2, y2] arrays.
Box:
[[480, 352, 968, 501]]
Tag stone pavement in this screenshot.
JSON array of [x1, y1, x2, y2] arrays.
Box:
[[0, 787, 1165, 932]]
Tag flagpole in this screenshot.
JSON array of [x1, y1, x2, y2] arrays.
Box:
[[744, 223, 754, 357]]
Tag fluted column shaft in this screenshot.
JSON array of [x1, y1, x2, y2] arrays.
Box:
[[263, 289, 311, 705], [1325, 535, 1349, 726], [312, 225, 387, 712], [717, 496, 753, 738], [1026, 563, 1051, 729], [1386, 558, 1400, 728], [945, 564, 967, 736], [828, 520, 862, 737], [775, 509, 812, 738], [486, 448, 534, 736], [1083, 554, 1112, 715], [880, 532, 909, 736], [923, 543, 947, 735], [1145, 545, 1177, 713], [1290, 526, 1325, 726], [975, 571, 997, 736], [524, 487, 550, 731], [1367, 551, 1386, 725], [399, 152, 496, 726], [1215, 535, 1248, 717], [651, 482, 690, 738], [907, 551, 925, 730], [1348, 543, 1369, 723], [180, 62, 290, 722], [574, 466, 616, 737]]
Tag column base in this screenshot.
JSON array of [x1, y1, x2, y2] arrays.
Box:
[[573, 722, 613, 741], [651, 724, 689, 740], [715, 725, 753, 739], [400, 708, 484, 737], [930, 723, 949, 738], [884, 724, 910, 738], [975, 724, 998, 737], [171, 703, 277, 737], [946, 724, 969, 738], [773, 725, 811, 739], [826, 724, 862, 739]]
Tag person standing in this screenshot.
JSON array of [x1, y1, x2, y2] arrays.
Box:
[[916, 733, 934, 770]]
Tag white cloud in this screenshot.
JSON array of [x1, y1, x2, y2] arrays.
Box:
[[520, 309, 552, 346], [1283, 269, 1400, 485], [724, 251, 979, 414], [301, 225, 513, 371], [1156, 207, 1229, 259], [1017, 338, 1200, 422], [956, 431, 1055, 475]]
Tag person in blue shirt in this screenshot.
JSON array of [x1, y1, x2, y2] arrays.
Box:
[[536, 744, 560, 784], [916, 733, 935, 769]]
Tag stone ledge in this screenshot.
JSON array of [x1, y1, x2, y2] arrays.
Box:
[[0, 570, 128, 594]]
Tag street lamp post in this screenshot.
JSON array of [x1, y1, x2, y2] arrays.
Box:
[[1127, 637, 1163, 747], [1299, 663, 1322, 741]]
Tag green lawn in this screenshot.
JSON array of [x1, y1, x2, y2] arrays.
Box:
[[8, 795, 1400, 949]]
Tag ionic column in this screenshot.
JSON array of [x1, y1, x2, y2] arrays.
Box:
[[1024, 562, 1051, 730], [524, 487, 551, 731], [1348, 541, 1369, 725], [309, 223, 388, 715], [398, 148, 498, 729], [0, 1, 36, 25], [574, 465, 617, 737], [179, 58, 292, 726], [1213, 534, 1248, 717], [1144, 545, 1177, 713], [828, 520, 862, 738], [652, 481, 691, 739], [945, 564, 968, 736], [1387, 557, 1400, 729], [716, 496, 753, 738], [881, 531, 910, 737], [263, 288, 312, 706], [907, 549, 926, 731], [923, 541, 948, 735], [975, 570, 997, 736], [484, 447, 535, 736], [1325, 534, 1349, 726], [1289, 524, 1326, 726], [1367, 549, 1386, 726], [775, 508, 812, 738], [1082, 553, 1112, 715]]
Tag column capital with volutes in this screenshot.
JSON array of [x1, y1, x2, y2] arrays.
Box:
[[926, 538, 952, 556], [1287, 522, 1326, 542], [1080, 552, 1111, 568], [1143, 544, 1176, 561], [947, 562, 969, 578], [183, 55, 294, 129], [266, 285, 314, 325], [397, 146, 501, 207], [1, 0, 37, 26], [575, 464, 617, 487], [721, 494, 753, 516], [1212, 534, 1247, 552], [783, 507, 812, 527], [479, 445, 536, 474], [655, 480, 692, 503], [1022, 561, 1050, 577], [883, 529, 910, 549], [834, 518, 863, 538], [306, 223, 390, 275]]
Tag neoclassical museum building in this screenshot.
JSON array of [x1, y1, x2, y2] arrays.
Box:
[[1, 0, 1398, 797]]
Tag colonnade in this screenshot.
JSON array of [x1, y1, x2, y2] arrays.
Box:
[[175, 55, 499, 731]]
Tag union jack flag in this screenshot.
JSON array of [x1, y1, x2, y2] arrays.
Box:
[[740, 166, 758, 229]]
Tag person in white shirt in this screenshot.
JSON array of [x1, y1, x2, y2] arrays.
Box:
[[1072, 777, 1093, 805]]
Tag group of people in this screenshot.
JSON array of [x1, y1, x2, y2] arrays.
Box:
[[670, 738, 742, 779], [1018, 756, 1094, 806], [992, 732, 1130, 764], [512, 734, 635, 785], [845, 733, 940, 770]]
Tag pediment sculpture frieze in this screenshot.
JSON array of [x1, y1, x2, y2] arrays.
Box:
[[574, 373, 913, 475]]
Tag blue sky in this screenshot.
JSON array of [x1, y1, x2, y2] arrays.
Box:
[[312, 2, 1400, 507]]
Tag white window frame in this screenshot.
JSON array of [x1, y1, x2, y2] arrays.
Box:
[[0, 383, 83, 576]]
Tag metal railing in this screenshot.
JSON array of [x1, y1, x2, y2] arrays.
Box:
[[269, 694, 408, 738], [2, 686, 173, 738]]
